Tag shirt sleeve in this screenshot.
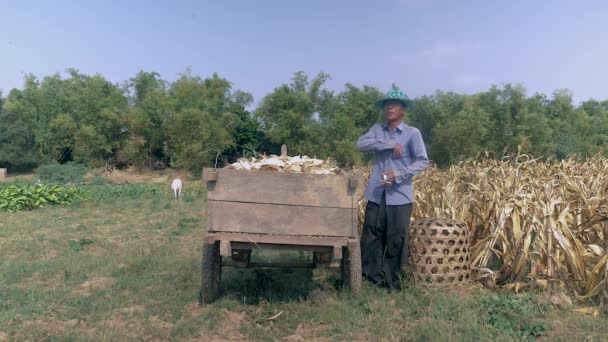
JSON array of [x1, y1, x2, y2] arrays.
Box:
[[356, 125, 397, 152], [394, 128, 429, 184]]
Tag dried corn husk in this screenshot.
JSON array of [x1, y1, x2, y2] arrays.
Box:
[[366, 153, 608, 309]]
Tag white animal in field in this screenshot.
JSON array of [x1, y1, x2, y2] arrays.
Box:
[[171, 179, 182, 200]]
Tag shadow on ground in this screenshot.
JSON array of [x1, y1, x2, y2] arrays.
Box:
[[219, 250, 322, 304]]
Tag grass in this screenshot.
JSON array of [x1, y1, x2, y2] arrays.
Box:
[[0, 188, 607, 341]]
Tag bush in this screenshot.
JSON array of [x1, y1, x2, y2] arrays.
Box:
[[35, 162, 91, 185]]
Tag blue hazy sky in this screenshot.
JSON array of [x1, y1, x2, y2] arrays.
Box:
[[1, 0, 607, 105]]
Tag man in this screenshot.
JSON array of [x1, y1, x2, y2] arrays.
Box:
[[356, 87, 429, 290]]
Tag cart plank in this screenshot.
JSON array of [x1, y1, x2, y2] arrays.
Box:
[[204, 168, 358, 209], [208, 200, 355, 237], [204, 232, 351, 246]]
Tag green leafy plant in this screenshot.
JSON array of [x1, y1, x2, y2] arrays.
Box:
[[478, 294, 548, 339], [0, 184, 89, 212]]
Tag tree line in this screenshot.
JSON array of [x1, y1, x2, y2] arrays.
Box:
[[1, 69, 607, 172]]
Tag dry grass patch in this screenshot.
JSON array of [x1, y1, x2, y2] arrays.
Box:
[[286, 323, 332, 342], [98, 167, 192, 184], [71, 277, 115, 297]]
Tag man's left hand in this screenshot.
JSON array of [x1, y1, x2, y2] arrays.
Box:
[[392, 143, 403, 159]]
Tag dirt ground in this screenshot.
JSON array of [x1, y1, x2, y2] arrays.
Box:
[[92, 167, 193, 184], [0, 167, 193, 184]]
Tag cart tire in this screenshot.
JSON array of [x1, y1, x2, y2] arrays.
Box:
[[201, 242, 221, 304], [341, 241, 362, 296]]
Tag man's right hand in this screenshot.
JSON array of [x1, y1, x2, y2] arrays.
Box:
[[382, 170, 396, 187], [393, 143, 402, 159]]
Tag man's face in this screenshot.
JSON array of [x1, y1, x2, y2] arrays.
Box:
[[383, 100, 406, 121]]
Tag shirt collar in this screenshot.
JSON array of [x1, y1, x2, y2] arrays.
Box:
[[383, 121, 406, 132]]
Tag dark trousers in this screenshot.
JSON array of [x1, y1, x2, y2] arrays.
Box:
[[360, 193, 412, 289]]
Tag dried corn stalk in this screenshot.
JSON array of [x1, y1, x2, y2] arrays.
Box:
[[400, 154, 608, 308]]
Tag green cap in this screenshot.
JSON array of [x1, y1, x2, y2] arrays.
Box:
[[375, 86, 410, 109]]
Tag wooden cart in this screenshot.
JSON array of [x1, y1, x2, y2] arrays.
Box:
[[201, 167, 362, 303]]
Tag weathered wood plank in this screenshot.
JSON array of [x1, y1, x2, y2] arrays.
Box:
[[208, 201, 356, 237], [203, 168, 360, 209], [223, 261, 314, 268], [204, 232, 351, 246], [230, 242, 333, 253]]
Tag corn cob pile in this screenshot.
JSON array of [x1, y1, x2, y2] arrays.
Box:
[[228, 155, 341, 175]]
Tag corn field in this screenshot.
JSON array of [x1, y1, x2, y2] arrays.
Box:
[[356, 154, 608, 310]]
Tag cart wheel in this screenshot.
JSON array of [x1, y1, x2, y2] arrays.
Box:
[[201, 242, 222, 304], [341, 240, 362, 296]]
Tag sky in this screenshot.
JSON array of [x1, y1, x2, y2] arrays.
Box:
[[1, 0, 607, 105]]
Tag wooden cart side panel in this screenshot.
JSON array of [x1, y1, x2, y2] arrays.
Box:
[[203, 168, 359, 209], [208, 200, 355, 237]]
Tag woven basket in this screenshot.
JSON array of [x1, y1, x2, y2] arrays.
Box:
[[408, 218, 471, 286]]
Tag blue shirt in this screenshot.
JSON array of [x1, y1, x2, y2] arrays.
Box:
[[356, 122, 429, 205]]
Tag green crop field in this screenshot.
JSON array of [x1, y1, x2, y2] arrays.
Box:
[[1, 185, 607, 341]]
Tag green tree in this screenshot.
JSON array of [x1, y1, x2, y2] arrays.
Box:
[[5, 68, 608, 170], [477, 84, 528, 156], [222, 91, 262, 160], [165, 108, 232, 170], [547, 89, 595, 158], [125, 71, 170, 168], [255, 71, 331, 157], [326, 84, 384, 166], [430, 96, 490, 166], [6, 70, 128, 166], [579, 99, 608, 153], [516, 112, 554, 157], [164, 70, 248, 170], [322, 111, 363, 166], [0, 107, 38, 171], [332, 84, 383, 132], [409, 91, 467, 164], [408, 95, 443, 143]]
